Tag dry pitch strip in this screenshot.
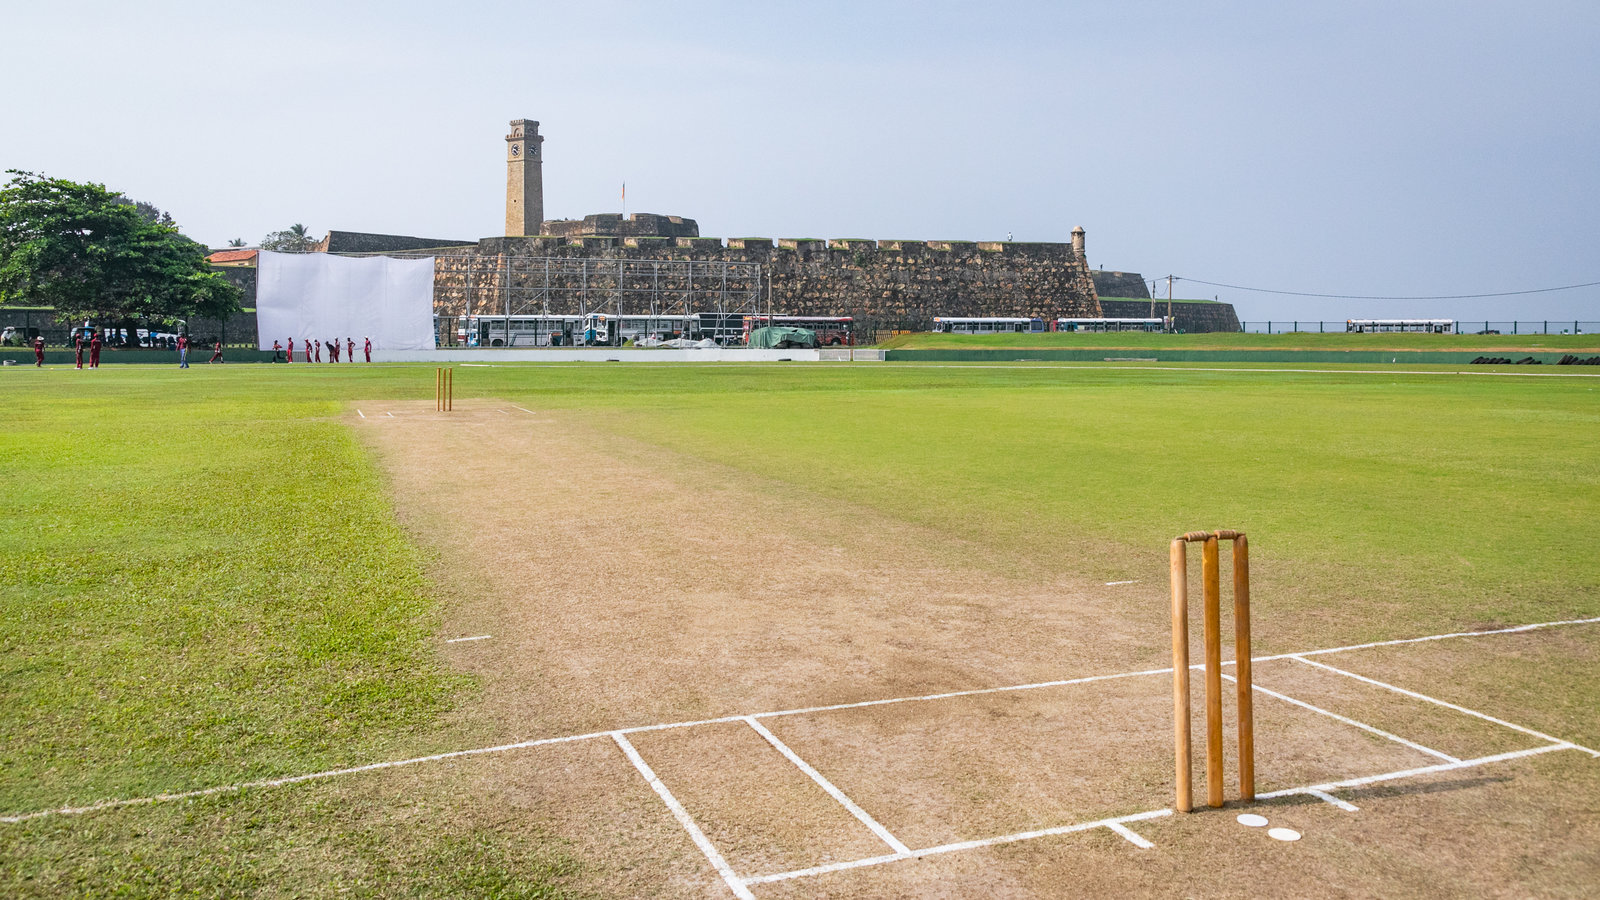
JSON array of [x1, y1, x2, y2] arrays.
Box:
[[6, 494, 1595, 896]]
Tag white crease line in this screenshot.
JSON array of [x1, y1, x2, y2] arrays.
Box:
[[444, 635, 491, 644], [1258, 744, 1571, 800], [742, 717, 910, 855], [613, 732, 755, 900], [1303, 788, 1360, 811], [1106, 580, 1139, 586], [7, 615, 1597, 825], [752, 666, 1176, 721], [1106, 821, 1155, 848], [1248, 616, 1600, 664], [1290, 655, 1600, 757], [356, 409, 365, 418], [386, 411, 395, 418], [748, 744, 1587, 888], [496, 408, 508, 414], [1221, 673, 1458, 762], [0, 730, 608, 824], [743, 809, 1173, 886], [513, 406, 536, 415]]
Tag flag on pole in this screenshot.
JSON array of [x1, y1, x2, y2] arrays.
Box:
[[621, 182, 626, 201]]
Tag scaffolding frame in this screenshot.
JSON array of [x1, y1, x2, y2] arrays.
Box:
[[362, 253, 769, 323]]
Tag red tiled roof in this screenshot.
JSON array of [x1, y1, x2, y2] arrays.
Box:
[[207, 249, 258, 264]]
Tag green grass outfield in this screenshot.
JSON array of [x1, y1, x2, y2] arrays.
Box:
[[3, 361, 1598, 896], [876, 331, 1600, 351]]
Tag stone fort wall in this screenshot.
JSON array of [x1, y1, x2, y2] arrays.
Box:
[[1098, 298, 1241, 333], [424, 235, 1101, 331]]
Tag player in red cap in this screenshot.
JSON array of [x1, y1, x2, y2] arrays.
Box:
[[363, 336, 371, 362], [88, 330, 102, 368], [313, 340, 321, 363], [74, 331, 84, 369], [346, 337, 354, 361], [286, 337, 294, 363], [209, 339, 223, 363]]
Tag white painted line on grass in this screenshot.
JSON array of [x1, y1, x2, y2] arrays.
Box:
[[444, 635, 491, 644], [1258, 744, 1571, 800], [1247, 616, 1600, 664], [742, 809, 1173, 886], [1290, 655, 1600, 757], [612, 732, 755, 900], [1106, 580, 1139, 586], [1221, 673, 1458, 763], [6, 615, 1596, 825], [894, 363, 1600, 379], [1304, 788, 1360, 812], [742, 717, 910, 855], [752, 666, 1176, 722], [1106, 821, 1155, 848], [0, 729, 609, 825]]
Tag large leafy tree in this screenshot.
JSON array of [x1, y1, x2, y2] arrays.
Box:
[[0, 171, 241, 339]]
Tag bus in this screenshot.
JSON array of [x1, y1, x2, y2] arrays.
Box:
[[456, 315, 583, 347], [741, 315, 854, 346], [1055, 317, 1170, 333], [932, 317, 1043, 334], [579, 313, 696, 346], [1345, 319, 1455, 334]]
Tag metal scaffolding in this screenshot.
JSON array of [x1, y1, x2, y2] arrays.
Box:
[[412, 254, 766, 322]]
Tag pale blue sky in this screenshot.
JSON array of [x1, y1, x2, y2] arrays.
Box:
[[3, 1, 1596, 321]]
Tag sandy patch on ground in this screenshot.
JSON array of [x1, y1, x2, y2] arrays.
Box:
[[349, 399, 1600, 898]]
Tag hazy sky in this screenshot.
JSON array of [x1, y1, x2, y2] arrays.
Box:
[[3, 1, 1597, 321]]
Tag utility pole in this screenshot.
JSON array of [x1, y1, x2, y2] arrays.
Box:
[[1168, 276, 1175, 331]]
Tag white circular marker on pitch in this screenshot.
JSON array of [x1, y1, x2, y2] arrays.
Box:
[[1268, 827, 1302, 842], [1236, 813, 1269, 828]]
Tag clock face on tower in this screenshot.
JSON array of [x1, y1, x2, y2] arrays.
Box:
[[510, 144, 521, 158]]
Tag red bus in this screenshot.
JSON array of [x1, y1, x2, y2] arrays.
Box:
[[742, 315, 854, 346]]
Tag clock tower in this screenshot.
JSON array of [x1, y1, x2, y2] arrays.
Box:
[[505, 119, 544, 236]]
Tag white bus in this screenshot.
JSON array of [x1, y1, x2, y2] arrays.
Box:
[[580, 313, 696, 346], [1345, 319, 1455, 334], [456, 315, 584, 347], [932, 317, 1044, 334], [1055, 317, 1170, 333]]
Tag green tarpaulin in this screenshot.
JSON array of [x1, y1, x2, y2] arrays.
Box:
[[747, 326, 818, 349]]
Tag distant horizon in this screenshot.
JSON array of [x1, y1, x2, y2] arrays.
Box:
[[4, 1, 1596, 322]]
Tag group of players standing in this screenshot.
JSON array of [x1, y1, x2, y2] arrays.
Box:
[[271, 337, 371, 364], [26, 331, 223, 368], [26, 333, 372, 366]]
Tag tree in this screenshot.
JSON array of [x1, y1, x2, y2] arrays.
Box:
[[261, 223, 317, 252], [0, 171, 242, 341], [226, 238, 246, 247]]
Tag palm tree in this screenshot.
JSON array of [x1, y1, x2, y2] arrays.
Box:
[[227, 238, 246, 247], [287, 224, 312, 249]]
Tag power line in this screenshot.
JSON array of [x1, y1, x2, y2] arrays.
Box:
[[1169, 276, 1600, 301]]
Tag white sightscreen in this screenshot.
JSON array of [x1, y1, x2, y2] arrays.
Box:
[[255, 251, 436, 351]]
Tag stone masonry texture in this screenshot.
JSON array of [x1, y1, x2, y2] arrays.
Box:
[[424, 236, 1102, 331]]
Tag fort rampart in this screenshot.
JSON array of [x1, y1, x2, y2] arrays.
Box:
[[421, 235, 1102, 331]]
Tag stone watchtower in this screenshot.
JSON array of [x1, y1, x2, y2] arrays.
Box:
[[505, 119, 544, 236]]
